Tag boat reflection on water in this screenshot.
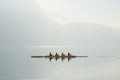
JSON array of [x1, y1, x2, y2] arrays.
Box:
[[31, 52, 88, 62]]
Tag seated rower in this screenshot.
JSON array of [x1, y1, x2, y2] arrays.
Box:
[[61, 52, 66, 57], [68, 52, 72, 57], [55, 52, 60, 57], [49, 52, 53, 57]]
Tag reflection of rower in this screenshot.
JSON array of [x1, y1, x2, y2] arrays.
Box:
[[49, 57, 53, 62], [61, 56, 65, 62], [68, 57, 71, 62]]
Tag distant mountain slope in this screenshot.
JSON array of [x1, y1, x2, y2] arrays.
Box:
[[57, 23, 120, 47]]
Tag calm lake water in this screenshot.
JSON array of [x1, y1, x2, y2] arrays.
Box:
[[0, 46, 120, 80]]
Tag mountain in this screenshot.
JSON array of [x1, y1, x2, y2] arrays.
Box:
[[56, 23, 120, 47]]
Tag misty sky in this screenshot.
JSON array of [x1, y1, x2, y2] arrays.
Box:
[[35, 0, 120, 28], [0, 0, 120, 47]]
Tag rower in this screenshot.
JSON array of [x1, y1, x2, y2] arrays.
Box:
[[68, 52, 71, 57], [55, 52, 60, 57], [49, 52, 53, 57], [61, 52, 66, 57]]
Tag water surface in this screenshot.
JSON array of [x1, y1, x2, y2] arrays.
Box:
[[0, 46, 120, 80]]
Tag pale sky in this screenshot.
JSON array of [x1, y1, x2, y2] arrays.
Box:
[[34, 0, 120, 28], [0, 0, 120, 47]]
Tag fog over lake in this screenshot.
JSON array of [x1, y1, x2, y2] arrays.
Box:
[[0, 0, 120, 80]]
